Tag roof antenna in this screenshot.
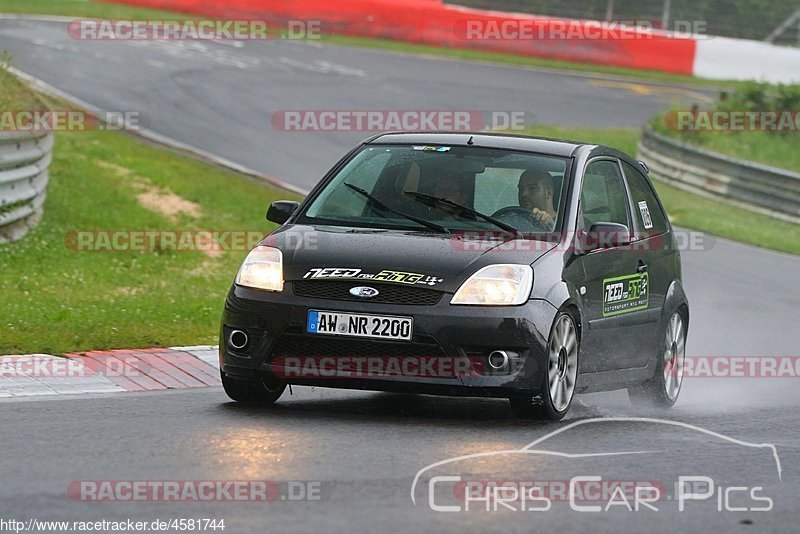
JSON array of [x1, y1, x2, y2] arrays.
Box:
[[467, 135, 474, 145]]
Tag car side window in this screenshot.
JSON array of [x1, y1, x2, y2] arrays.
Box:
[[580, 160, 630, 230], [622, 162, 669, 236]]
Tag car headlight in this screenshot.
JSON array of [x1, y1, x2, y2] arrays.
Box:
[[451, 264, 533, 306], [235, 246, 284, 292]]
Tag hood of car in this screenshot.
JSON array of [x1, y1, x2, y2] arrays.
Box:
[[264, 224, 557, 294]]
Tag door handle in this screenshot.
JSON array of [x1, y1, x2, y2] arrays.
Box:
[[637, 261, 648, 273]]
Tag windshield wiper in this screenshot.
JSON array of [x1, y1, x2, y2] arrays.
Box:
[[403, 191, 523, 237], [343, 183, 450, 234]]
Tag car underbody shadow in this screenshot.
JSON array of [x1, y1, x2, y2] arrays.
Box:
[[216, 388, 611, 428]]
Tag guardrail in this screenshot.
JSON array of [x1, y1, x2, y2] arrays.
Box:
[[0, 131, 54, 243], [637, 128, 800, 224]]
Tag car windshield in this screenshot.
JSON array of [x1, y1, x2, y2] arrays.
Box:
[[300, 144, 569, 235]]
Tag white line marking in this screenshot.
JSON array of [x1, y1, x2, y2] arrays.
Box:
[[170, 345, 218, 352]]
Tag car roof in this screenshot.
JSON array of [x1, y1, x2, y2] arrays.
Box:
[[365, 132, 588, 158]]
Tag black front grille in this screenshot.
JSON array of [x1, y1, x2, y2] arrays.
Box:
[[270, 333, 445, 359], [292, 281, 442, 306]]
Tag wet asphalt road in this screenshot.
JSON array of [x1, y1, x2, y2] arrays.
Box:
[[1, 383, 798, 533], [1, 17, 799, 533]]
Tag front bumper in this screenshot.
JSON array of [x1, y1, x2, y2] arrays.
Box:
[[220, 283, 557, 398]]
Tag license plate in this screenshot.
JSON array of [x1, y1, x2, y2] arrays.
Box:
[[306, 310, 413, 341]]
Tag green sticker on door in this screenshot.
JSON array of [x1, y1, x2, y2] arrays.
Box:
[[602, 272, 649, 317]]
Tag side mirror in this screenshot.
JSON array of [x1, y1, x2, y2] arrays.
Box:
[[582, 222, 631, 252], [266, 201, 300, 225]]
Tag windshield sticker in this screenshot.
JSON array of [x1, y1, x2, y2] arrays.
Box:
[[602, 272, 649, 317], [638, 200, 654, 229], [411, 145, 451, 152], [303, 268, 443, 286]]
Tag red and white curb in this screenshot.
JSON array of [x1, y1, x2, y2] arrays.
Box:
[[0, 345, 221, 399]]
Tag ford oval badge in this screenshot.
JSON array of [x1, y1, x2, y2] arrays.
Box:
[[350, 286, 379, 298]]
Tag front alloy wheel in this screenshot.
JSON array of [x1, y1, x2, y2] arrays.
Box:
[[510, 311, 579, 421], [629, 311, 686, 408]]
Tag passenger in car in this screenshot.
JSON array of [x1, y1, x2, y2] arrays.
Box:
[[429, 174, 471, 221], [435, 174, 470, 206]]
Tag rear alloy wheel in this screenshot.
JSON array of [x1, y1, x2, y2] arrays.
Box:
[[629, 311, 686, 408], [510, 312, 579, 421], [221, 371, 286, 405]]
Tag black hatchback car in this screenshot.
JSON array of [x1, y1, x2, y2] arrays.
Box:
[[219, 132, 689, 420]]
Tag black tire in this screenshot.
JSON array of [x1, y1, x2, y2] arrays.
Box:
[[221, 371, 286, 405], [509, 310, 580, 421], [628, 310, 687, 409]]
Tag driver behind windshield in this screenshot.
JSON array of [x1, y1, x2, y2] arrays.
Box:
[[518, 168, 557, 230]]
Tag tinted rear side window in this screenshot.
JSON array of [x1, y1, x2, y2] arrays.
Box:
[[622, 162, 669, 236]]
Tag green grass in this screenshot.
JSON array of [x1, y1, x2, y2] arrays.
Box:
[[669, 131, 800, 174], [0, 0, 739, 90], [520, 125, 800, 256], [0, 74, 300, 354], [0, 55, 45, 110], [0, 0, 186, 19]]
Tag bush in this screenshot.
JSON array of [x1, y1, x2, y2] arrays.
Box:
[[719, 81, 800, 112]]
